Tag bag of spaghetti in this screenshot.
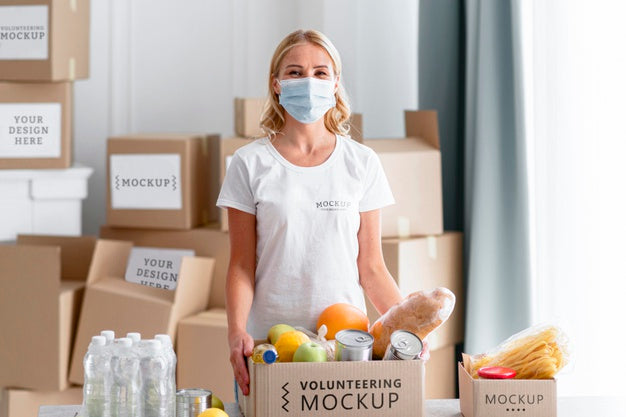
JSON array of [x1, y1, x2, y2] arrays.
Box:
[[464, 324, 569, 379]]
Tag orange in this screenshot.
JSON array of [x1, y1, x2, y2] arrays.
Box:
[[316, 303, 370, 340], [274, 330, 310, 362], [198, 408, 229, 417]]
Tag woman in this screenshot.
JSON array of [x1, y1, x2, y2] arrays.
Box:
[[217, 29, 404, 395]]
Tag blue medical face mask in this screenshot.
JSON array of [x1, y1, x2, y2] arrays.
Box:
[[278, 77, 336, 124]]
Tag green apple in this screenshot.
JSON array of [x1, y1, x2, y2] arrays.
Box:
[[267, 324, 296, 344], [211, 394, 224, 410], [293, 342, 327, 362]]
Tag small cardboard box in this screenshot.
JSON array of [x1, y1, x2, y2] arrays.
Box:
[[365, 232, 464, 350], [0, 165, 92, 241], [0, 82, 72, 169], [69, 239, 215, 385], [0, 235, 96, 391], [206, 136, 254, 231], [99, 223, 230, 309], [0, 0, 89, 81], [106, 133, 218, 229], [234, 97, 266, 138], [176, 309, 234, 402], [239, 359, 424, 417], [0, 386, 83, 417], [458, 362, 556, 417], [365, 110, 443, 238], [426, 344, 457, 399]]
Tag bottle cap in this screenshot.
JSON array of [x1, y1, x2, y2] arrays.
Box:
[[91, 335, 106, 346], [100, 330, 115, 342], [155, 334, 172, 346], [263, 349, 278, 364], [478, 366, 517, 379], [115, 337, 133, 348], [126, 332, 141, 343]]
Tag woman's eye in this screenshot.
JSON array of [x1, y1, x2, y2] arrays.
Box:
[[288, 70, 301, 76], [316, 71, 328, 77]]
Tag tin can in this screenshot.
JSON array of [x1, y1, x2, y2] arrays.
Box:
[[383, 330, 423, 360], [176, 388, 212, 417], [335, 329, 374, 361]]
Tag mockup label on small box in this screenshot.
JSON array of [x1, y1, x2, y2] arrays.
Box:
[[124, 247, 195, 290], [110, 154, 182, 209], [0, 103, 61, 158], [0, 5, 49, 60]]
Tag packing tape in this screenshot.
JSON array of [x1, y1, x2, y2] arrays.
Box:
[[397, 216, 411, 239], [70, 0, 77, 13], [200, 136, 208, 156], [427, 236, 437, 259], [69, 57, 76, 80]]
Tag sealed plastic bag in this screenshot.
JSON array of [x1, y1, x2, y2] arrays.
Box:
[[465, 324, 569, 379]]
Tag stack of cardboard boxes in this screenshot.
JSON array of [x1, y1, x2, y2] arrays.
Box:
[[0, 1, 92, 415], [0, 0, 93, 242]]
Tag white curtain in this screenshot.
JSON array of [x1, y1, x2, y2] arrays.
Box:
[[523, 0, 626, 397]]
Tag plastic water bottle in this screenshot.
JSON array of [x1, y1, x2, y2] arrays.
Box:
[[127, 332, 141, 346], [155, 334, 177, 416], [100, 330, 115, 345], [82, 335, 111, 417], [140, 339, 168, 417], [110, 338, 141, 417]]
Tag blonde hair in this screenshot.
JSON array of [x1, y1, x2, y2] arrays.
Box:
[[260, 29, 351, 139]]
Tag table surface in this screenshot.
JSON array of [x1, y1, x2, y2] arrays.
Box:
[[38, 397, 626, 417]]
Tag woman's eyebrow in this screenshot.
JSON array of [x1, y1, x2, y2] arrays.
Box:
[[285, 64, 303, 69]]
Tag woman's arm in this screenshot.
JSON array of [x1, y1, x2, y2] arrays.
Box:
[[357, 209, 403, 315], [225, 207, 257, 396]]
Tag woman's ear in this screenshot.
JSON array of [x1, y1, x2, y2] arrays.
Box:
[[273, 77, 281, 95], [334, 74, 340, 93]]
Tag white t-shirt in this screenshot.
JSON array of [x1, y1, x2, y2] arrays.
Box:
[[216, 134, 394, 339]]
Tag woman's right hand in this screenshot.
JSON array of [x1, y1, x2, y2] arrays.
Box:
[[229, 328, 255, 396]]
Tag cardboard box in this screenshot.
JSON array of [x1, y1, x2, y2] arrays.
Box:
[[0, 165, 92, 241], [0, 82, 72, 169], [205, 136, 254, 231], [425, 345, 457, 399], [99, 223, 229, 309], [234, 97, 266, 138], [458, 362, 556, 417], [365, 110, 443, 238], [106, 133, 218, 229], [0, 387, 82, 417], [348, 113, 363, 143], [0, 235, 96, 391], [365, 232, 464, 350], [0, 0, 89, 81], [176, 309, 234, 402], [239, 359, 424, 417], [69, 239, 215, 384]]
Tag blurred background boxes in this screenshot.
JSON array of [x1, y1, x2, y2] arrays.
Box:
[[234, 97, 265, 138], [365, 110, 443, 238], [106, 133, 218, 229], [176, 309, 233, 403], [99, 223, 230, 310], [426, 345, 458, 399], [0, 165, 92, 241], [0, 386, 82, 417], [0, 82, 73, 169], [0, 0, 89, 81], [0, 235, 96, 391], [69, 239, 215, 384]]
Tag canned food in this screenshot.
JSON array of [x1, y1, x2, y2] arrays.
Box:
[[335, 329, 374, 361], [176, 388, 212, 417], [383, 330, 423, 360]]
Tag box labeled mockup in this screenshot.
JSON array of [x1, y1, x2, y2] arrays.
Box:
[[0, 0, 89, 81], [0, 82, 72, 169], [106, 134, 218, 229]]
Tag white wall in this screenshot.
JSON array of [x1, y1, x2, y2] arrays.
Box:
[[74, 0, 418, 234]]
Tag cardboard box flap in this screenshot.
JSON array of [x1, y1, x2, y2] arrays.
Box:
[[0, 244, 61, 288], [405, 110, 440, 149], [86, 239, 133, 285], [17, 235, 97, 281], [91, 277, 176, 304]]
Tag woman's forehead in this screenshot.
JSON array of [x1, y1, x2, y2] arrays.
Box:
[[281, 42, 334, 68]]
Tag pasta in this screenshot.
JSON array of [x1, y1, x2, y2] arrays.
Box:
[[468, 325, 568, 379]]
